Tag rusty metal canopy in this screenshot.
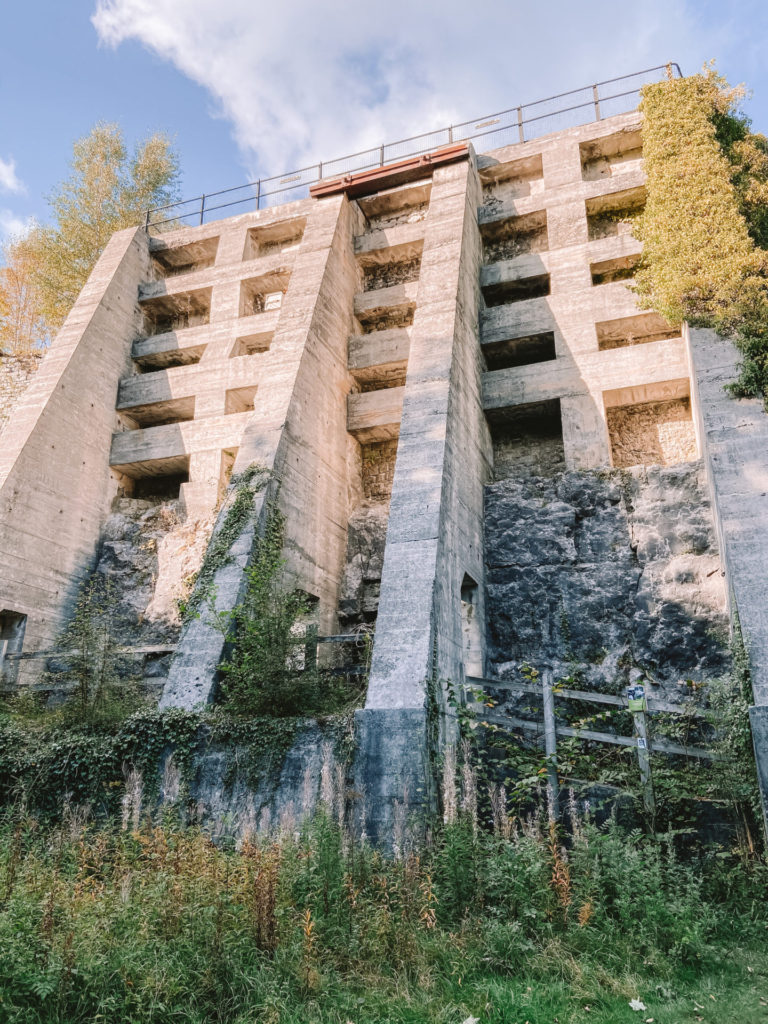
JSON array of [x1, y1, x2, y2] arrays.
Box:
[[309, 143, 470, 200]]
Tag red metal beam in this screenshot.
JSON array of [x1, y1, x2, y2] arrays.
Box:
[[309, 143, 470, 200]]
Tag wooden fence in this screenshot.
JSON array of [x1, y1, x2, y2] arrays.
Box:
[[464, 670, 720, 816]]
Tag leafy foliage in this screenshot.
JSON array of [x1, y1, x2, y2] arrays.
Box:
[[635, 64, 768, 401], [0, 122, 179, 346], [0, 800, 766, 1023], [216, 499, 314, 716], [23, 573, 146, 730], [183, 464, 269, 617], [0, 235, 49, 354], [212, 487, 365, 718]]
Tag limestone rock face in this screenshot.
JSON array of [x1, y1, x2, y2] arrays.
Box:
[[339, 502, 389, 626], [43, 498, 215, 699], [484, 462, 729, 695]]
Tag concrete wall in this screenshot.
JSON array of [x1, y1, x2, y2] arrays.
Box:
[[161, 195, 359, 709], [687, 325, 768, 828], [0, 227, 148, 680], [478, 112, 693, 472]]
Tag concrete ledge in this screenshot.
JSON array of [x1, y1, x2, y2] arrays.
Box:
[[110, 412, 251, 474], [354, 280, 419, 316], [347, 387, 404, 440], [138, 252, 298, 302]]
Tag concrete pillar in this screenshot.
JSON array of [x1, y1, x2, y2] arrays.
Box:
[[181, 449, 227, 520], [357, 154, 492, 843], [0, 227, 149, 681], [161, 194, 359, 709], [687, 325, 768, 833]]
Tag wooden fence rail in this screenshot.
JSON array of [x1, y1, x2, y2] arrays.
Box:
[[465, 671, 722, 817]]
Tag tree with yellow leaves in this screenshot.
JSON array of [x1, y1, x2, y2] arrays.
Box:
[[0, 122, 179, 352]]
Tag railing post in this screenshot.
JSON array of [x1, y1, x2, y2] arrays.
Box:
[[304, 624, 318, 673], [379, 144, 385, 166], [517, 106, 524, 143], [318, 160, 323, 180], [144, 208, 151, 232], [542, 667, 559, 820], [199, 194, 205, 226], [255, 180, 261, 211], [448, 124, 453, 144], [593, 84, 601, 120]]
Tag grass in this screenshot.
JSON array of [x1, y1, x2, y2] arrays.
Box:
[[1, 776, 767, 1024]]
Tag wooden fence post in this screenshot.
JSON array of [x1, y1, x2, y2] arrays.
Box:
[[628, 685, 655, 819], [304, 625, 318, 673], [542, 667, 559, 819]]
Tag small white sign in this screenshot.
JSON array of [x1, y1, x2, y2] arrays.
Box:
[[637, 737, 647, 750]]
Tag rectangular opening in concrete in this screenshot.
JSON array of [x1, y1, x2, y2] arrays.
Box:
[[239, 270, 290, 317], [480, 153, 544, 204], [358, 369, 408, 392], [243, 217, 306, 260], [486, 399, 564, 480], [481, 209, 549, 264], [356, 301, 415, 335], [596, 312, 679, 351], [461, 574, 483, 678], [359, 241, 423, 292], [585, 185, 645, 241], [590, 254, 639, 286], [230, 331, 274, 357], [362, 437, 399, 501], [120, 396, 196, 428], [225, 384, 258, 414], [150, 236, 219, 278], [482, 273, 550, 307], [133, 343, 207, 372], [0, 610, 27, 688], [132, 468, 190, 501], [604, 380, 697, 468], [483, 330, 556, 371], [357, 180, 431, 231], [580, 128, 643, 181], [141, 288, 212, 336]]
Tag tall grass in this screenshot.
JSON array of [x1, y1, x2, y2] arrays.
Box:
[[1, 764, 766, 1023]]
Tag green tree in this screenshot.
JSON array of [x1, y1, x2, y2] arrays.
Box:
[[22, 123, 180, 333], [634, 64, 768, 401]]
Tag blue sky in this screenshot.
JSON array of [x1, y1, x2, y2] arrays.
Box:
[[2, 0, 768, 241]]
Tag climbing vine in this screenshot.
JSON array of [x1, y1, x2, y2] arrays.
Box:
[[635, 63, 768, 402], [182, 463, 270, 617]]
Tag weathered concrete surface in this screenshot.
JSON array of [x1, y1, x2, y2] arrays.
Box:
[[0, 227, 149, 680], [687, 325, 768, 828], [485, 463, 729, 693], [186, 718, 349, 835], [365, 155, 492, 712], [161, 194, 360, 709], [478, 111, 690, 471], [353, 707, 434, 848]]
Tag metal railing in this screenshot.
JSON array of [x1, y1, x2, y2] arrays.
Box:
[[146, 62, 682, 233]]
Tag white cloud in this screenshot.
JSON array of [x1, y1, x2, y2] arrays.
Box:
[[0, 210, 34, 243], [92, 0, 728, 181], [0, 158, 24, 195]]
